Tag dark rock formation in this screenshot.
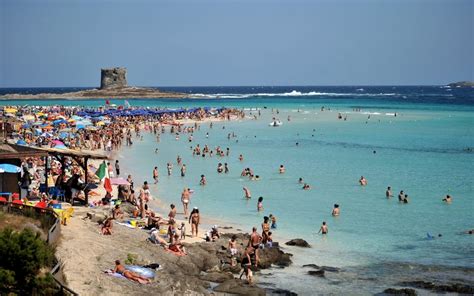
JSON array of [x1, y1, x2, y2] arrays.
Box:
[[382, 288, 417, 295], [214, 278, 266, 296], [100, 67, 127, 89], [199, 271, 234, 283], [399, 280, 474, 294], [285, 239, 311, 248], [269, 288, 298, 295], [302, 264, 320, 269], [308, 270, 325, 277]]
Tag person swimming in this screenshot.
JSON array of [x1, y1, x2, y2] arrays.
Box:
[[442, 194, 452, 203]]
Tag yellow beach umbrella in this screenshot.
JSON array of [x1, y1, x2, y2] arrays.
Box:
[[96, 121, 105, 126], [4, 108, 17, 113]]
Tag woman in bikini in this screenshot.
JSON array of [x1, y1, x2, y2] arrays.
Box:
[[113, 260, 151, 284], [189, 208, 200, 238]]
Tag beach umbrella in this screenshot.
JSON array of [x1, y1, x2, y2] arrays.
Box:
[[96, 121, 105, 126], [59, 132, 70, 139], [54, 144, 67, 149], [4, 108, 17, 113], [22, 114, 35, 121], [0, 164, 22, 173], [16, 139, 27, 145], [60, 128, 72, 132], [22, 124, 31, 129], [110, 178, 130, 186]]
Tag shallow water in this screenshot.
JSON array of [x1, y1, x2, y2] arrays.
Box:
[[115, 106, 473, 294], [4, 87, 473, 294]]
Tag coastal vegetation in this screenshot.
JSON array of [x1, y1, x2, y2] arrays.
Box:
[[0, 217, 60, 295]]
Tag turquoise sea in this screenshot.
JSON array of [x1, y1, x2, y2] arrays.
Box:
[[2, 86, 473, 294]]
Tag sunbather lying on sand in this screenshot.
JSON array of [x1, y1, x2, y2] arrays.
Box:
[[113, 260, 151, 284]]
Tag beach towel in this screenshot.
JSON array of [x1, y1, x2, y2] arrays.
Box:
[[125, 265, 156, 278], [115, 221, 136, 229]]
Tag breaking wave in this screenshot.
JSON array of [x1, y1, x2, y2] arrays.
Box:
[[190, 90, 399, 99]]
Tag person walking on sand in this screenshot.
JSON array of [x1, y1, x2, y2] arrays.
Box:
[[189, 207, 200, 238], [181, 188, 191, 217]]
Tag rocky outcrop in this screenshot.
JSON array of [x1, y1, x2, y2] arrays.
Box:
[[308, 270, 325, 277], [382, 288, 417, 295], [447, 81, 474, 88], [399, 281, 474, 294], [302, 264, 341, 273], [285, 239, 310, 248], [100, 67, 127, 89], [214, 279, 266, 296]]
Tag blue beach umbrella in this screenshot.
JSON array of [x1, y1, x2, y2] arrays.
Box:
[[16, 139, 27, 145], [0, 164, 22, 173]]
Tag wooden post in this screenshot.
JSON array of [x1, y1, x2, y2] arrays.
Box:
[[44, 155, 49, 192], [84, 157, 89, 205]]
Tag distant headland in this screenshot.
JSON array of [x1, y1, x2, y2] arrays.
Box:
[[0, 67, 187, 100], [447, 81, 474, 88]]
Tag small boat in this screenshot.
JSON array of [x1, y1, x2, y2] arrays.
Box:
[[269, 120, 282, 127]]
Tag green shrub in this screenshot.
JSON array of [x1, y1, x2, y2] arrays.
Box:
[[0, 228, 60, 295]]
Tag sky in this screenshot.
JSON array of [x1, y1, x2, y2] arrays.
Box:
[[0, 0, 472, 87]]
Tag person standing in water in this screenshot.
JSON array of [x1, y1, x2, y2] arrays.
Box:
[[167, 163, 173, 176], [359, 176, 367, 186], [153, 166, 159, 184], [279, 165, 285, 174], [181, 164, 186, 177], [200, 175, 207, 186], [332, 204, 340, 216], [318, 221, 328, 234], [386, 186, 393, 198], [257, 196, 264, 212]]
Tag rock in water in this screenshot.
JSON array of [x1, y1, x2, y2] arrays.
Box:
[[308, 270, 325, 277], [285, 239, 311, 248], [214, 278, 266, 295], [383, 288, 418, 295]]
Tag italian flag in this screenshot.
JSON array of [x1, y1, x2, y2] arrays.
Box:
[[95, 161, 112, 193]]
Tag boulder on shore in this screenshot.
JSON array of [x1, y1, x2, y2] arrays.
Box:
[[285, 239, 311, 248], [214, 278, 266, 295]]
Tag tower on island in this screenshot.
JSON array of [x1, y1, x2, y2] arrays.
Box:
[[100, 67, 127, 89]]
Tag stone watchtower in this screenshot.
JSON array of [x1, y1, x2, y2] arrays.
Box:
[[100, 67, 127, 89]]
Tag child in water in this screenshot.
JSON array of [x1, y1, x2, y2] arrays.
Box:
[[269, 214, 277, 229], [257, 196, 264, 212]]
